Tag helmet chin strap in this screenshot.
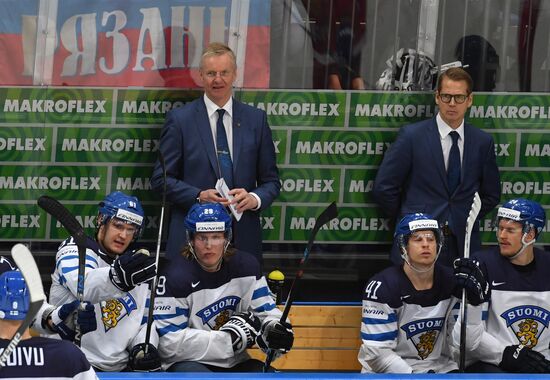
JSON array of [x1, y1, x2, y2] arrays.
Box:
[[507, 233, 535, 261], [401, 245, 442, 273]]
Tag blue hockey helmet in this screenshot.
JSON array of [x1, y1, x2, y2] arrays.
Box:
[[395, 213, 443, 253], [185, 203, 232, 237], [98, 191, 145, 238], [0, 270, 29, 320], [497, 198, 545, 239]]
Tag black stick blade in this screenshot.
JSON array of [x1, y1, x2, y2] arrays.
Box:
[[37, 195, 87, 247], [306, 201, 339, 249]]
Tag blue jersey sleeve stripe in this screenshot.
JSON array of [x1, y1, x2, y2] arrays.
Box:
[[158, 323, 188, 337], [153, 307, 187, 321], [61, 265, 80, 274], [58, 254, 98, 267], [362, 315, 397, 325], [361, 330, 398, 342], [253, 303, 276, 313], [252, 286, 271, 299]]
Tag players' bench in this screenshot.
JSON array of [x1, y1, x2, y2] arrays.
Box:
[[248, 303, 362, 371]]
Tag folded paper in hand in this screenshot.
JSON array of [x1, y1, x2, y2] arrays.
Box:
[[216, 178, 242, 221]]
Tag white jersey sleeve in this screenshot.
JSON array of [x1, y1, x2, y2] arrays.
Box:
[[359, 297, 412, 373], [49, 237, 125, 305], [156, 292, 235, 365]]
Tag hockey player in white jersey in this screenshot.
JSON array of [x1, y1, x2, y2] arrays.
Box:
[[465, 198, 550, 373], [0, 266, 98, 380], [155, 203, 294, 372], [358, 213, 488, 373], [49, 191, 160, 372], [0, 256, 96, 343]]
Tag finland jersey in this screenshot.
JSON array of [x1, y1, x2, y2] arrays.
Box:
[[49, 237, 155, 371], [0, 337, 97, 380], [155, 251, 282, 369], [471, 247, 550, 365], [359, 265, 460, 373]]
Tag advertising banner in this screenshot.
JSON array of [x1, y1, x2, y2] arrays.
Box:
[[0, 89, 549, 245], [0, 0, 270, 88]]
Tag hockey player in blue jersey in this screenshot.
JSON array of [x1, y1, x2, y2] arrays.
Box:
[[48, 191, 160, 372], [0, 256, 96, 343], [0, 265, 97, 379], [358, 213, 488, 373], [155, 203, 294, 372], [465, 198, 550, 373]]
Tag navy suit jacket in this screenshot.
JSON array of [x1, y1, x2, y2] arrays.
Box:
[[151, 97, 280, 260], [373, 117, 500, 264]]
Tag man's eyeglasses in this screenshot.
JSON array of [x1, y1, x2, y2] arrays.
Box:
[[438, 93, 470, 104], [204, 70, 232, 79], [195, 235, 226, 246]]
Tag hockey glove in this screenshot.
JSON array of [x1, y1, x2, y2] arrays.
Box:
[[128, 343, 162, 372], [453, 257, 489, 306], [219, 312, 261, 354], [49, 300, 97, 341], [256, 319, 294, 359], [109, 248, 156, 292], [500, 344, 550, 373]]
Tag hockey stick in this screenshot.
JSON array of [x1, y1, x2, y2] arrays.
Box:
[[37, 195, 87, 346], [144, 150, 167, 353], [459, 192, 482, 372], [0, 244, 46, 367], [263, 202, 338, 372]]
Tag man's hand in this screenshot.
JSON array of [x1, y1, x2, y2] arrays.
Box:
[[49, 300, 97, 341], [500, 344, 550, 373], [198, 189, 229, 205], [256, 320, 294, 358], [128, 343, 161, 372], [229, 188, 258, 212], [219, 312, 261, 354], [453, 257, 489, 306], [109, 249, 156, 292]]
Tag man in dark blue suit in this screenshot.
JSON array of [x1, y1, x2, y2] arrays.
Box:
[[373, 68, 500, 267], [151, 42, 280, 263]]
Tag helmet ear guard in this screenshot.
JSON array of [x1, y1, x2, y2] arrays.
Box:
[[0, 270, 29, 320]]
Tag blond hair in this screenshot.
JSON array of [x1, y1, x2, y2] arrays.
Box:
[[200, 42, 237, 70]]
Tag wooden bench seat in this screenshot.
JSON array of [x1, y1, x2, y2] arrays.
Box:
[[248, 304, 362, 371]]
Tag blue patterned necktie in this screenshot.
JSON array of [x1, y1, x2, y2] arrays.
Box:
[[447, 131, 461, 194], [216, 109, 234, 189]]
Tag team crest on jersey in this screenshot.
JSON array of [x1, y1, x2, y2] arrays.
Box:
[[401, 318, 445, 359], [501, 305, 550, 348], [100, 294, 137, 332], [196, 296, 241, 329]]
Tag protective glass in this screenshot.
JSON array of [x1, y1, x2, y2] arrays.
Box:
[[195, 235, 226, 246], [110, 218, 138, 237], [409, 231, 436, 243]]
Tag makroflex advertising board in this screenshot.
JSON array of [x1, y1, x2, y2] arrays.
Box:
[[0, 88, 548, 244]]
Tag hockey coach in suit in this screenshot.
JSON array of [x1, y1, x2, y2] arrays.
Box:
[[151, 42, 280, 264], [373, 67, 500, 267]]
